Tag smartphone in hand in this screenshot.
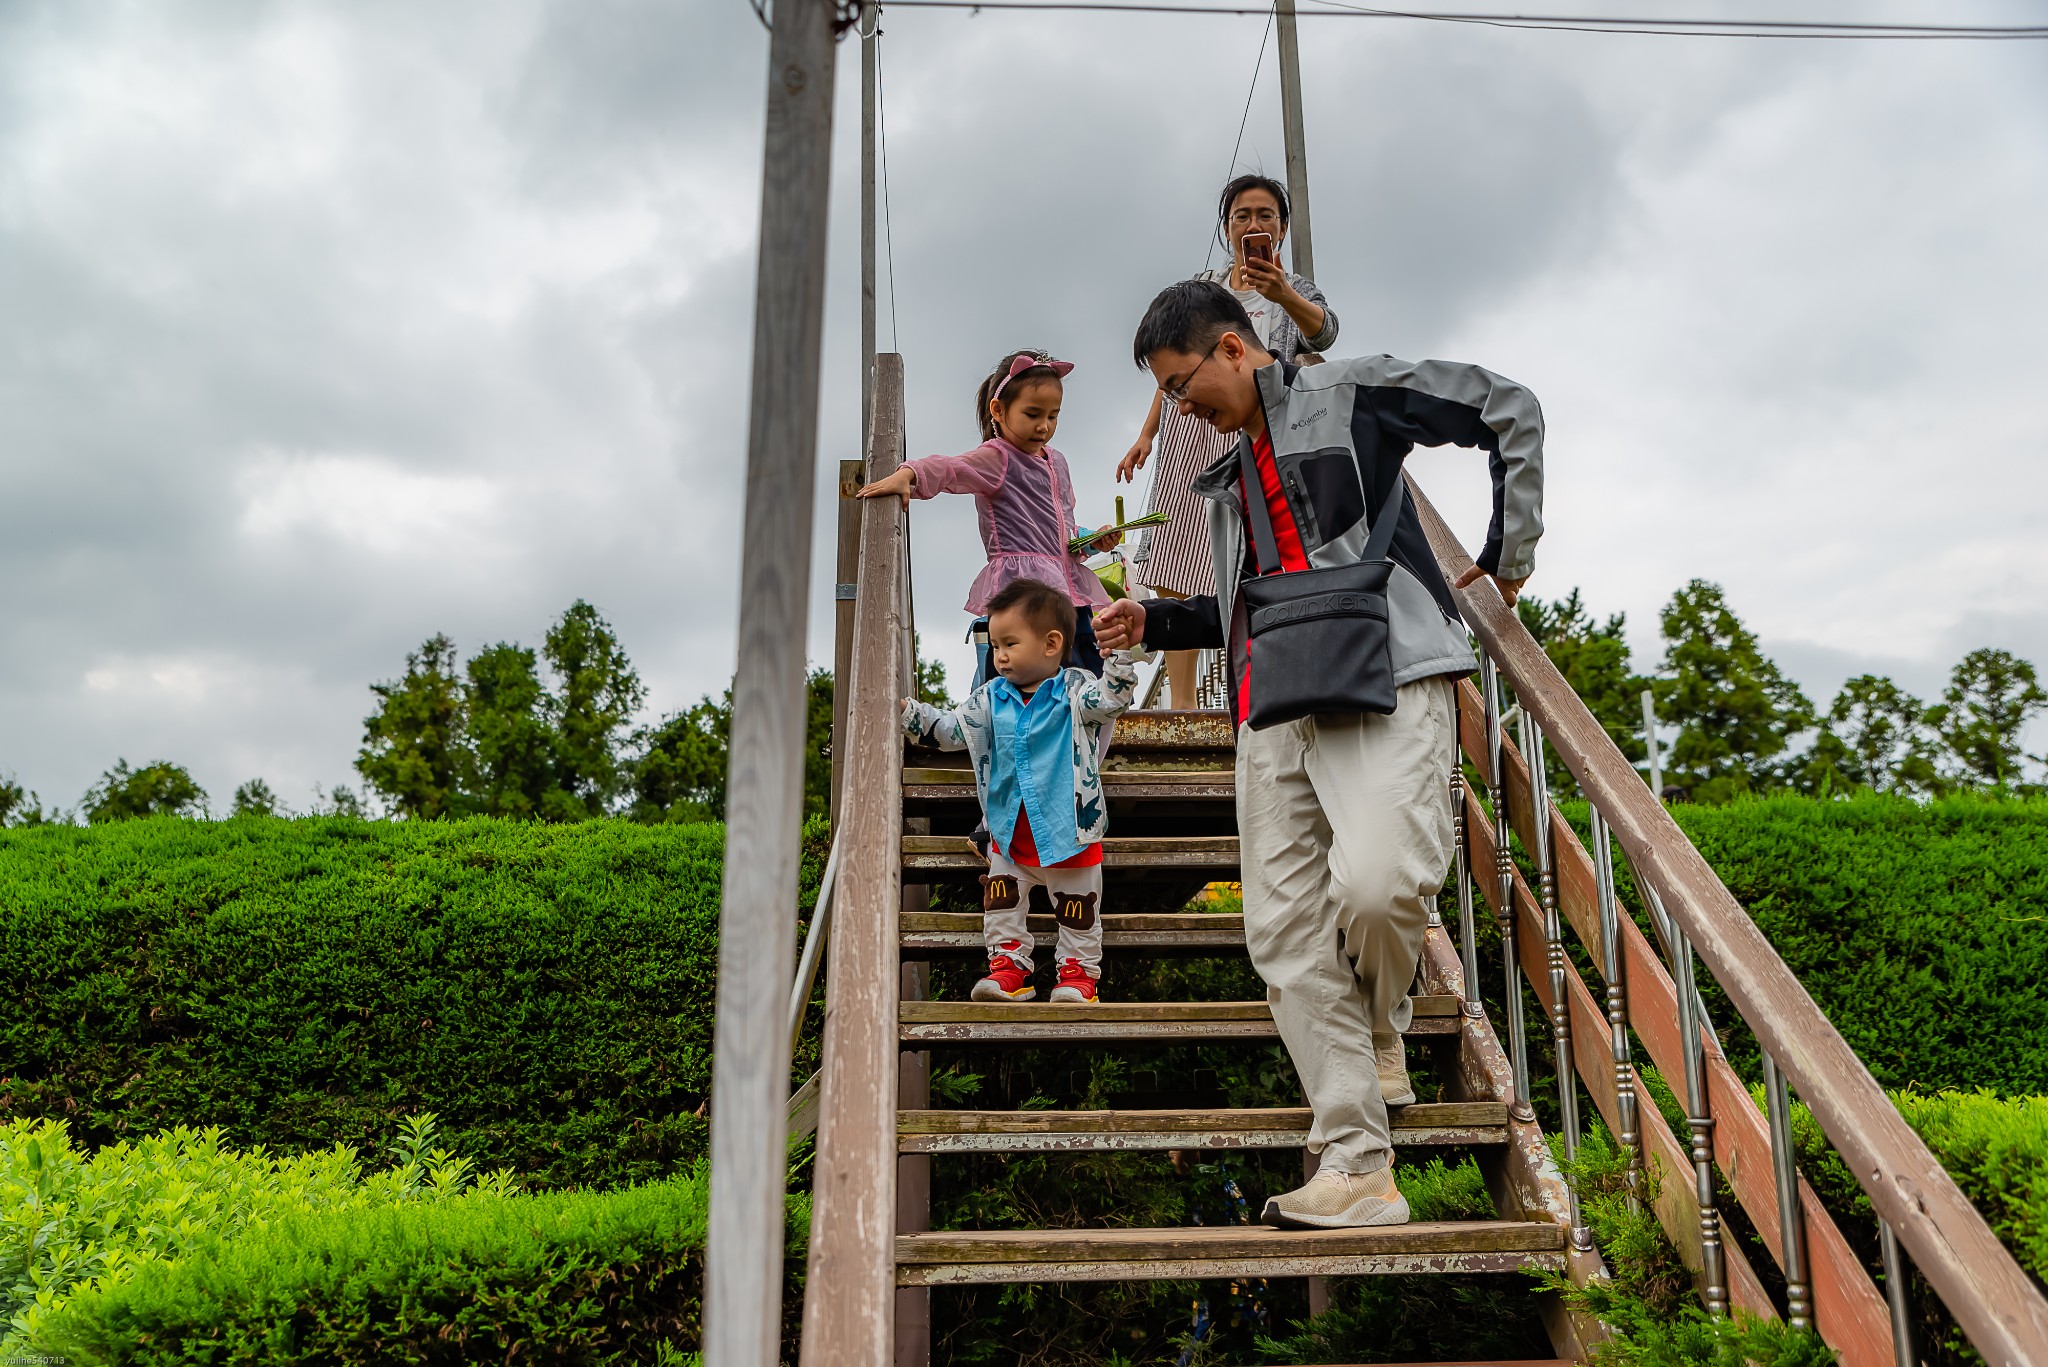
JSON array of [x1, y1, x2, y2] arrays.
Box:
[[1242, 232, 1275, 267]]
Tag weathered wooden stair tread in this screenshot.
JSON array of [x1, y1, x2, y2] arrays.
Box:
[[902, 910, 1245, 953], [898, 1102, 1509, 1152], [904, 767, 1235, 799], [894, 1220, 1566, 1285], [899, 996, 1461, 1042], [903, 834, 1239, 871]]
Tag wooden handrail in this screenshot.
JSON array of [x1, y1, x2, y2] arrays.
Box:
[[801, 354, 909, 1364], [1409, 472, 2048, 1366]]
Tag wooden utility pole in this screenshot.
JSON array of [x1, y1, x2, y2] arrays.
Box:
[[705, 0, 838, 1361], [833, 5, 881, 829], [1274, 0, 1315, 278]]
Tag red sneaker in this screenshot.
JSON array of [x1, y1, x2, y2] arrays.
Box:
[[972, 956, 1036, 1002], [1050, 959, 1099, 1004]]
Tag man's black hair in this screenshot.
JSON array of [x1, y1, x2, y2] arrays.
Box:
[[985, 577, 1075, 647], [1214, 173, 1289, 251], [1132, 279, 1266, 369]]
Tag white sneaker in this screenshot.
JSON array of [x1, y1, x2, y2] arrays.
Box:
[[1374, 1033, 1416, 1107], [1261, 1165, 1411, 1229]]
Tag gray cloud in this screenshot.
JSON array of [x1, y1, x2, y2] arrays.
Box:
[[3, 0, 2045, 809]]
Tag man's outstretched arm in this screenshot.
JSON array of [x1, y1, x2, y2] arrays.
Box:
[[1094, 596, 1226, 654]]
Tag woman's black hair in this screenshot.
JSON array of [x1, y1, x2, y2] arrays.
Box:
[[975, 349, 1064, 442], [1214, 173, 1290, 251]]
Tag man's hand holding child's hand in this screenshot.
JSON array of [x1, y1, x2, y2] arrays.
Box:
[[1093, 599, 1146, 652]]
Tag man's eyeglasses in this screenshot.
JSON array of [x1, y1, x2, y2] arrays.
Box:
[[1161, 347, 1218, 404]]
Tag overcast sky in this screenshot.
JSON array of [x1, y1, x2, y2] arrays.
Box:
[[2, 0, 2045, 813]]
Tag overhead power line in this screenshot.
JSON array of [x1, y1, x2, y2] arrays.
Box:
[[873, 1, 2048, 40]]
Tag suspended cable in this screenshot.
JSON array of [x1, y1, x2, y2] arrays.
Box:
[[875, 1, 2048, 39], [1204, 4, 1276, 274], [876, 25, 902, 350]]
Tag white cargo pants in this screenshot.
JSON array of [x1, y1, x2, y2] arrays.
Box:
[[1235, 677, 1457, 1174], [983, 848, 1107, 975]]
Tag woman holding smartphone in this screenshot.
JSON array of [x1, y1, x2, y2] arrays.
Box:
[[1119, 173, 1339, 708]]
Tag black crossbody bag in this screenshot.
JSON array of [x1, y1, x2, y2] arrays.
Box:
[[1238, 461, 1406, 729]]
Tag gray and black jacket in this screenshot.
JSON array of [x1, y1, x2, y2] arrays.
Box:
[[1141, 354, 1545, 717]]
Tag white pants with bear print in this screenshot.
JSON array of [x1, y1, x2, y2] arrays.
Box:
[[982, 849, 1105, 976]]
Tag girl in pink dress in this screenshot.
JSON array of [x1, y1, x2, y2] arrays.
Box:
[[859, 350, 1118, 682]]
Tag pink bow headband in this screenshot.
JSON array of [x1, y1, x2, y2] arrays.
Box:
[[991, 352, 1074, 401]]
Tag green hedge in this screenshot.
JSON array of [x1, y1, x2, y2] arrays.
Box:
[[0, 816, 825, 1190], [27, 1161, 738, 1363], [1601, 792, 2048, 1094]]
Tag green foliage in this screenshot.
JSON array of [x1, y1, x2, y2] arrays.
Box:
[[1542, 1123, 1835, 1367], [0, 815, 827, 1190], [357, 632, 467, 819], [1617, 792, 2048, 1094], [26, 1162, 736, 1364], [1793, 674, 1941, 798], [1517, 590, 1651, 798], [82, 761, 207, 824], [0, 774, 54, 828], [1931, 647, 2046, 789], [0, 1112, 513, 1339], [630, 692, 733, 824], [1656, 580, 1814, 804], [230, 779, 281, 819], [357, 601, 647, 822]]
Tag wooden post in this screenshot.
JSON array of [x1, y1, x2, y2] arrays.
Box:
[[831, 458, 864, 828], [802, 355, 909, 1364], [1274, 0, 1314, 279], [704, 0, 838, 1362]]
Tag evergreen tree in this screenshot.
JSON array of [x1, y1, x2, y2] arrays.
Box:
[[629, 691, 732, 824], [1515, 590, 1649, 798], [1655, 580, 1813, 804], [82, 760, 207, 823], [1930, 647, 2046, 789], [1794, 675, 1940, 796], [357, 634, 466, 819], [232, 778, 283, 817], [463, 642, 555, 818], [542, 600, 646, 820]]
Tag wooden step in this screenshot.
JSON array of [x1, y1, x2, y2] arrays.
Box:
[[895, 1219, 1566, 1285], [903, 834, 1239, 873], [904, 767, 1234, 801], [899, 995, 1461, 1044], [1105, 709, 1236, 751], [898, 1101, 1510, 1153], [902, 910, 1244, 955]]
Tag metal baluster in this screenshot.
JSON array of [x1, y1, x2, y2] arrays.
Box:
[[1880, 1219, 1918, 1367], [1482, 655, 1535, 1122], [1590, 806, 1643, 1213], [1450, 749, 1484, 1019], [1527, 723, 1586, 1249], [1764, 1050, 1813, 1330], [1674, 927, 1728, 1317]]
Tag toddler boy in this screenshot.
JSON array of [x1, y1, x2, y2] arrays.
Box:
[[902, 577, 1138, 1003]]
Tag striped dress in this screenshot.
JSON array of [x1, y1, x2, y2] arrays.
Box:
[[1132, 268, 1337, 599]]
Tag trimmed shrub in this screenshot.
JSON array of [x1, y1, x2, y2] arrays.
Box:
[[1590, 792, 2048, 1094], [0, 815, 827, 1190], [27, 1162, 741, 1364]]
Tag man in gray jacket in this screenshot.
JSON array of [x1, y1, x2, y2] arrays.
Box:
[[1094, 279, 1544, 1229]]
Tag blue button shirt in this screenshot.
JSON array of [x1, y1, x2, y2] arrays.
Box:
[[983, 672, 1082, 866]]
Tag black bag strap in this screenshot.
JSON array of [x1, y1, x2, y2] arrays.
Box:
[[1243, 444, 1407, 576]]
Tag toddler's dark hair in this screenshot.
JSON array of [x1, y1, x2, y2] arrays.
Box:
[[976, 349, 1064, 442], [985, 578, 1076, 649], [1132, 279, 1264, 369]]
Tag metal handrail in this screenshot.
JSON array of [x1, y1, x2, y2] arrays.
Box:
[[1411, 471, 2048, 1367]]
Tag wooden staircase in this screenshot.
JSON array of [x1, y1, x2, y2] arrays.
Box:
[[796, 354, 2048, 1366], [879, 707, 1593, 1355]]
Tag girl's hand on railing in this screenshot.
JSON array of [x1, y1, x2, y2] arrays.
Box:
[[858, 466, 916, 504], [1454, 565, 1529, 607]]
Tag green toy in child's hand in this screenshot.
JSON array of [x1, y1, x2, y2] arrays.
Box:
[[1070, 510, 1168, 556]]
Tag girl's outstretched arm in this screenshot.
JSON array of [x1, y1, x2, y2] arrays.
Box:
[[899, 442, 1009, 498]]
